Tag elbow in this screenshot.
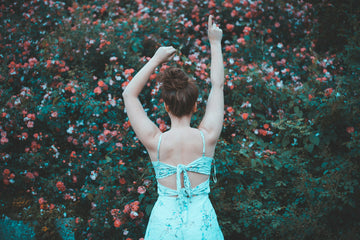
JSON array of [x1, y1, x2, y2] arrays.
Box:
[[122, 90, 137, 102], [122, 90, 128, 98], [122, 88, 132, 99]]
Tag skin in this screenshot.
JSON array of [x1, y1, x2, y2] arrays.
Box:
[[122, 15, 224, 190]]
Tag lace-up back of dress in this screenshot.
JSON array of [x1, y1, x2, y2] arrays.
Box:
[[151, 130, 216, 198]]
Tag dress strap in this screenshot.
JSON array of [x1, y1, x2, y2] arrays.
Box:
[[199, 130, 205, 157], [157, 133, 163, 162]]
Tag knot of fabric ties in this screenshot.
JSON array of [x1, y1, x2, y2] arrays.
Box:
[[176, 164, 192, 224], [176, 164, 192, 198]]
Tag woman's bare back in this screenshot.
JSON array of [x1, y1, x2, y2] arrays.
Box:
[[148, 127, 215, 191]]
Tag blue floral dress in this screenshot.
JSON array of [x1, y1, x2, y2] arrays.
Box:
[[144, 130, 224, 240]]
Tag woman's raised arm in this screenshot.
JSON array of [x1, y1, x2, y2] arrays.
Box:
[[122, 47, 176, 150], [199, 15, 225, 145]]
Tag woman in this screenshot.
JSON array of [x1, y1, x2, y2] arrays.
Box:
[[122, 15, 224, 239]]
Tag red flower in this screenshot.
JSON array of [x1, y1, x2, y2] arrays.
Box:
[[3, 169, 10, 175], [56, 181, 66, 192], [226, 24, 235, 31], [114, 219, 122, 228], [258, 129, 268, 136], [119, 177, 126, 184], [241, 113, 249, 120], [324, 88, 333, 97], [227, 106, 234, 113]]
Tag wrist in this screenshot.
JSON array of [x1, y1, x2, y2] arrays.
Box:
[[210, 41, 222, 47], [148, 57, 161, 67]]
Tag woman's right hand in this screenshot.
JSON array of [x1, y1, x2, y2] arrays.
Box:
[[152, 46, 176, 64], [208, 15, 223, 44]]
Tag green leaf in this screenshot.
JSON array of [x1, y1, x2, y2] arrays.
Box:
[[282, 136, 290, 147], [309, 134, 320, 146], [145, 204, 154, 216], [305, 143, 314, 153], [294, 106, 303, 118]]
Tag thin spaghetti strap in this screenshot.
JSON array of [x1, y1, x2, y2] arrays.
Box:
[[199, 130, 205, 157], [157, 134, 163, 162]]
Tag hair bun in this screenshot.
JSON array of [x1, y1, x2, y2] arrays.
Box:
[[159, 67, 190, 91]]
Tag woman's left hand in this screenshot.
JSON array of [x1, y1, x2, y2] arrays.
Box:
[[152, 46, 176, 64]]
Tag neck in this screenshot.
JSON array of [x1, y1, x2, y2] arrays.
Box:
[[168, 114, 192, 129]]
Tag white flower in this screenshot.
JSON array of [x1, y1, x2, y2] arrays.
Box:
[[109, 56, 118, 61], [90, 170, 98, 180], [67, 126, 74, 134], [276, 81, 284, 88]]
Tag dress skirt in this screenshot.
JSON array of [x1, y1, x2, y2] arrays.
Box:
[[144, 194, 224, 240]]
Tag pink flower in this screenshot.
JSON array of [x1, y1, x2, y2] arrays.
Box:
[[111, 209, 120, 216], [1, 137, 9, 144], [26, 172, 35, 179], [137, 186, 146, 194], [143, 179, 151, 187], [51, 111, 58, 118], [94, 86, 102, 94], [346, 127, 354, 134], [97, 80, 106, 87], [243, 26, 251, 35], [38, 197, 46, 205], [237, 37, 246, 45], [123, 204, 130, 214], [27, 121, 34, 128]]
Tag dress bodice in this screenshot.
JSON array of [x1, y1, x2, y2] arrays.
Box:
[[151, 130, 217, 200]]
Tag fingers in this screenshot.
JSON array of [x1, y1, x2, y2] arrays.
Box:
[[169, 46, 176, 53], [208, 15, 221, 31]]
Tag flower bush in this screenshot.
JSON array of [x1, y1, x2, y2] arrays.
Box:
[[0, 0, 359, 239]]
